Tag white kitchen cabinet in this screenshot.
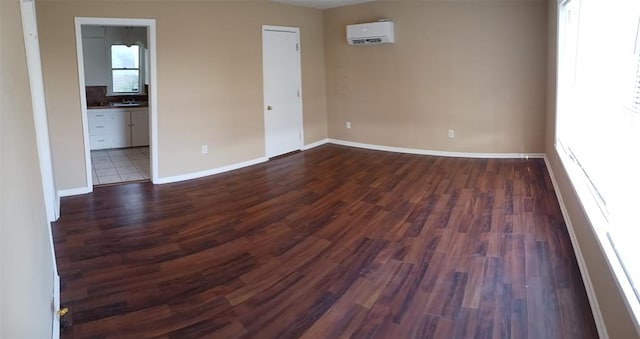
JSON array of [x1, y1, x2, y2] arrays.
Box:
[[130, 108, 150, 147], [88, 108, 149, 150], [82, 37, 108, 86], [88, 109, 115, 150], [112, 109, 131, 148]]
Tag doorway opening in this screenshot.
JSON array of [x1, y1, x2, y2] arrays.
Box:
[[74, 18, 158, 187]]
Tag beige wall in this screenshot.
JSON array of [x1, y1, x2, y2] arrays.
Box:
[[36, 1, 328, 189], [324, 1, 547, 153], [545, 1, 639, 338], [0, 0, 55, 337]]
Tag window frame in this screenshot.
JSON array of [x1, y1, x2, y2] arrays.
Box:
[[107, 43, 143, 96]]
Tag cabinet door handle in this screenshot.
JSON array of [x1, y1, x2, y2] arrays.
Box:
[[96, 114, 104, 117], [96, 126, 104, 128]]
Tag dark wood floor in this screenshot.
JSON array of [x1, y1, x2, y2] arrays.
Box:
[[53, 145, 598, 338]]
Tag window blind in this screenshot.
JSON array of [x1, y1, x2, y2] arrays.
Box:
[[557, 0, 640, 307]]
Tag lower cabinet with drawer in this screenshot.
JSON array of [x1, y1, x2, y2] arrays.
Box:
[[88, 108, 149, 150]]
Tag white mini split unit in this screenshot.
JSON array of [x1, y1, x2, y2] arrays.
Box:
[[347, 21, 395, 45]]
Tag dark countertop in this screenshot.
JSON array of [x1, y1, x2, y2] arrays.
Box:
[[87, 102, 149, 109]]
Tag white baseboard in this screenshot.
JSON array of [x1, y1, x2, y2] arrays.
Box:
[[327, 139, 545, 159], [153, 140, 327, 186], [54, 140, 542, 196], [57, 186, 92, 198], [543, 155, 608, 339], [302, 138, 329, 150], [155, 157, 269, 184], [55, 157, 270, 194], [55, 192, 61, 220]]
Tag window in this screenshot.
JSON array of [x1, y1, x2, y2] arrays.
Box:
[[557, 0, 640, 323], [110, 44, 141, 94]]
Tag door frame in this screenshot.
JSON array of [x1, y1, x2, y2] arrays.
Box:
[[19, 1, 61, 337], [20, 0, 58, 222], [261, 25, 304, 157], [74, 17, 159, 187]]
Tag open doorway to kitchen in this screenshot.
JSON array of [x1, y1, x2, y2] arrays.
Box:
[[74, 18, 158, 187]]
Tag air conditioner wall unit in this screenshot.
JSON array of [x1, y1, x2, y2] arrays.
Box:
[[346, 21, 395, 45]]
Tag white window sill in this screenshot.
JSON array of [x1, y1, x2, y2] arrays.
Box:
[[556, 144, 640, 336]]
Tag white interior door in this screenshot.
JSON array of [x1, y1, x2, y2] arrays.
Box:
[[262, 26, 303, 158]]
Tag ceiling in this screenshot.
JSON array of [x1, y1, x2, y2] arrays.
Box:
[[272, 0, 375, 10]]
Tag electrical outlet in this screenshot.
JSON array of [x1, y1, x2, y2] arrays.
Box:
[[448, 130, 455, 138], [201, 145, 208, 154], [346, 121, 352, 129]]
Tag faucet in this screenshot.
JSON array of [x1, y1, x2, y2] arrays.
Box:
[[122, 96, 136, 104]]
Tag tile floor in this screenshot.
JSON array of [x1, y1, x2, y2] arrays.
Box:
[[91, 147, 150, 185]]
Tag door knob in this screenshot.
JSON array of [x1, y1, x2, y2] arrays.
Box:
[[267, 105, 273, 110]]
